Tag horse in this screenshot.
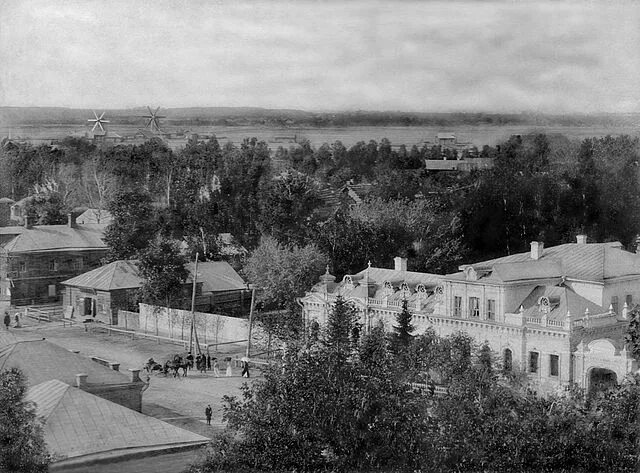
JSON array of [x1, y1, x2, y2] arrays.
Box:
[[144, 358, 163, 375], [166, 355, 189, 378]]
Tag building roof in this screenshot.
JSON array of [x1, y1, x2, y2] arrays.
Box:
[[0, 223, 107, 253], [0, 339, 131, 387], [25, 379, 208, 464], [516, 284, 608, 321], [455, 241, 640, 283], [63, 259, 247, 293], [62, 260, 144, 291], [216, 233, 248, 257], [186, 260, 247, 292], [75, 209, 113, 225], [307, 264, 443, 303]]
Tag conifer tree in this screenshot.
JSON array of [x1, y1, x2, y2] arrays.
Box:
[[392, 298, 414, 353], [325, 295, 359, 357]]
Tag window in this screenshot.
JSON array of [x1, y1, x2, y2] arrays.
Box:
[[487, 299, 496, 320], [18, 261, 26, 273], [49, 260, 59, 272], [549, 354, 559, 377], [469, 297, 480, 317], [529, 352, 539, 373], [48, 285, 56, 297], [503, 348, 512, 372], [611, 296, 619, 314], [626, 295, 633, 307], [73, 258, 84, 271], [454, 296, 462, 317]]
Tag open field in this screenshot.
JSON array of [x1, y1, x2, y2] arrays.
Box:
[[2, 124, 639, 149]]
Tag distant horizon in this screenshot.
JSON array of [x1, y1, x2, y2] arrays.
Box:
[[2, 1, 639, 114], [2, 105, 640, 117]]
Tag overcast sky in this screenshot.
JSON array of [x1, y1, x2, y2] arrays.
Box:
[[1, 0, 639, 113]]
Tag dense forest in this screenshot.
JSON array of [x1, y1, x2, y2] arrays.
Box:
[[1, 132, 639, 278]]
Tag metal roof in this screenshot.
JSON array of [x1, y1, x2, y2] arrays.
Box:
[[460, 242, 640, 282], [515, 285, 607, 320], [0, 339, 130, 387], [25, 379, 208, 463], [0, 223, 107, 253], [62, 260, 144, 291]]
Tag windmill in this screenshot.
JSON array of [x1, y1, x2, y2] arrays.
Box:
[[141, 106, 166, 133], [88, 111, 110, 134]]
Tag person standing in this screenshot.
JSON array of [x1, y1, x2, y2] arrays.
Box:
[[207, 354, 211, 370], [14, 313, 20, 328], [205, 405, 212, 425], [212, 358, 220, 377], [225, 359, 232, 377], [3, 312, 10, 330], [186, 352, 194, 371], [241, 360, 250, 378]]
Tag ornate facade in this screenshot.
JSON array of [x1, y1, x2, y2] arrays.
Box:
[[300, 237, 640, 394]]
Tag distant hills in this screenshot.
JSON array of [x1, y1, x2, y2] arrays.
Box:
[[1, 106, 638, 128]]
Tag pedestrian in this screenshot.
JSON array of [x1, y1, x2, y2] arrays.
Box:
[[205, 404, 212, 425], [14, 313, 20, 328], [207, 354, 211, 370], [225, 359, 232, 377], [186, 352, 194, 371], [241, 360, 250, 378], [3, 312, 10, 330], [212, 358, 220, 377]]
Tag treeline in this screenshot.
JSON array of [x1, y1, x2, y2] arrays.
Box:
[[1, 133, 639, 278], [187, 300, 640, 473]]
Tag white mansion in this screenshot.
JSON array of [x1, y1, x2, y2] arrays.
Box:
[[300, 236, 640, 394]]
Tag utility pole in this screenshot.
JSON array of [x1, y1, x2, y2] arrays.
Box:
[[245, 285, 257, 358], [189, 252, 199, 354]]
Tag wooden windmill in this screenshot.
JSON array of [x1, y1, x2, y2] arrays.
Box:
[[87, 111, 110, 134], [141, 106, 166, 133]]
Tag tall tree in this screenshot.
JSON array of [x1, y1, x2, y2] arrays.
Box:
[[391, 299, 414, 354], [325, 295, 359, 358], [137, 237, 189, 310], [0, 368, 50, 473], [103, 188, 155, 261]]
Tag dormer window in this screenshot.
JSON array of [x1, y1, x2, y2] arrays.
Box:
[[383, 281, 394, 296], [400, 282, 410, 294], [344, 275, 354, 289], [417, 284, 428, 299], [464, 266, 477, 281], [538, 296, 550, 314]]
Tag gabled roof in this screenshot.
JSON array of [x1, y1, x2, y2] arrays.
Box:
[[186, 260, 247, 292], [456, 242, 640, 283], [515, 285, 607, 321], [75, 208, 113, 225], [26, 379, 208, 463], [62, 260, 143, 291], [0, 339, 131, 387], [0, 223, 107, 253], [62, 259, 247, 293]]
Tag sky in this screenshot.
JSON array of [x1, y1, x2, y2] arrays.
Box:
[[1, 0, 639, 113]]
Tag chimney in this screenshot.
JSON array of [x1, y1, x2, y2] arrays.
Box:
[[530, 241, 544, 260], [576, 234, 587, 245], [394, 256, 408, 272], [128, 368, 141, 383], [75, 373, 88, 388], [24, 215, 33, 229], [67, 213, 76, 228]]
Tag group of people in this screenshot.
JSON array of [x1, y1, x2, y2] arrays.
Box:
[[3, 311, 20, 330], [183, 352, 243, 377]]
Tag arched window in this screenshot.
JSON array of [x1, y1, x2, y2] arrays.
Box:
[[417, 284, 428, 299], [503, 349, 513, 372], [344, 275, 354, 289], [400, 282, 410, 294]]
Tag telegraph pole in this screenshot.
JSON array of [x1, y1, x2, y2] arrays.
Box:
[[189, 252, 199, 354], [245, 285, 256, 358]]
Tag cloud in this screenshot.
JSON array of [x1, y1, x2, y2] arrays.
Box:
[[0, 0, 638, 113]]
